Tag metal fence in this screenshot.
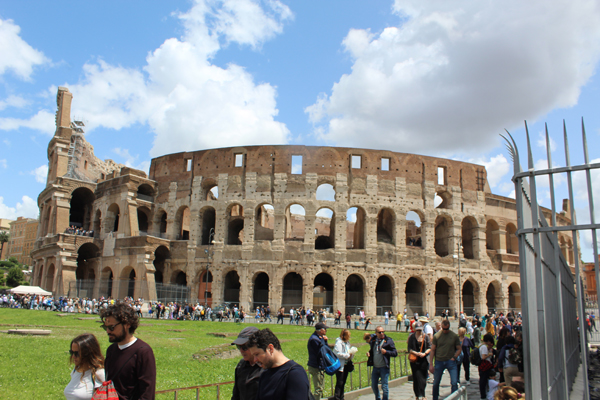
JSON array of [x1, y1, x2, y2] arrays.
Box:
[[156, 353, 410, 400], [68, 278, 150, 300], [503, 120, 600, 400]]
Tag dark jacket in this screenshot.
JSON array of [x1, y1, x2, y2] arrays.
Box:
[[232, 359, 263, 400], [367, 335, 398, 368], [307, 332, 326, 369], [105, 339, 156, 400]]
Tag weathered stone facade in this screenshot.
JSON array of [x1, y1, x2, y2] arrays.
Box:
[[31, 87, 577, 316]]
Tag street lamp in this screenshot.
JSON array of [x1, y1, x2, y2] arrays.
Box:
[[453, 238, 463, 317], [204, 228, 215, 307]]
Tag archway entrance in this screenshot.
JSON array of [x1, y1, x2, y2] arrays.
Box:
[[224, 271, 241, 305], [435, 279, 450, 316], [100, 267, 113, 298], [313, 273, 334, 311], [73, 243, 99, 298], [508, 282, 521, 312], [405, 277, 424, 315], [345, 274, 364, 315], [70, 187, 95, 230], [486, 283, 497, 313], [253, 273, 269, 309], [198, 270, 213, 307], [282, 272, 303, 310], [462, 280, 475, 315], [376, 276, 393, 315]]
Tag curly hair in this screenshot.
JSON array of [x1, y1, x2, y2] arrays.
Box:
[[247, 328, 282, 351], [100, 302, 139, 334], [493, 386, 521, 400], [70, 333, 104, 377]]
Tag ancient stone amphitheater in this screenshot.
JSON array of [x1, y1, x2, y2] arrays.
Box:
[[31, 87, 576, 316]]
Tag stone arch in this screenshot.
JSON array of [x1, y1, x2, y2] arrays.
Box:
[[405, 276, 425, 315], [203, 178, 219, 201], [315, 207, 335, 250], [155, 209, 168, 238], [461, 216, 479, 259], [224, 270, 241, 305], [227, 203, 244, 245], [377, 208, 396, 245], [119, 266, 136, 298], [253, 272, 270, 309], [200, 206, 216, 245], [255, 203, 274, 241], [175, 205, 191, 240], [45, 263, 55, 292], [435, 214, 452, 257], [506, 223, 518, 254], [76, 243, 100, 291], [435, 278, 454, 316], [435, 190, 452, 209], [375, 275, 394, 315], [153, 245, 170, 284], [486, 219, 500, 251], [198, 269, 213, 307], [69, 187, 95, 230], [137, 206, 151, 234], [170, 270, 187, 286], [346, 206, 366, 249], [486, 280, 501, 313], [285, 204, 305, 242], [313, 272, 334, 310], [282, 272, 303, 310], [406, 210, 423, 248], [316, 183, 336, 201], [105, 203, 120, 233], [137, 184, 154, 200], [100, 266, 114, 298], [508, 282, 521, 311], [462, 280, 476, 315], [345, 274, 365, 315]]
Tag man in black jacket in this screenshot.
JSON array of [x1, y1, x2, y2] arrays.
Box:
[[366, 326, 397, 400], [232, 327, 263, 400], [307, 322, 328, 400]]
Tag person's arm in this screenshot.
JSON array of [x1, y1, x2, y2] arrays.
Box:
[[334, 340, 350, 360], [428, 343, 437, 373], [383, 337, 398, 358], [231, 365, 240, 400], [137, 346, 157, 400], [286, 364, 311, 400]]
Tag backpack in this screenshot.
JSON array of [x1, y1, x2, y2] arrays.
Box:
[[319, 338, 341, 375], [507, 346, 522, 365], [470, 345, 483, 366]]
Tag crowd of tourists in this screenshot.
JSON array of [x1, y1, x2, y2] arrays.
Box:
[[65, 225, 94, 237]]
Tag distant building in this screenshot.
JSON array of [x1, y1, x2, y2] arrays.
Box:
[[8, 217, 39, 266], [584, 262, 598, 302], [0, 218, 12, 260]]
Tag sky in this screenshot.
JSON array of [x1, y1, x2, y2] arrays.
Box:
[[0, 0, 599, 261]]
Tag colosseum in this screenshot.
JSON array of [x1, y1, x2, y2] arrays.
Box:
[[30, 87, 577, 316]]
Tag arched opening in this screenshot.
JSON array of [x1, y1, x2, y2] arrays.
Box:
[[253, 272, 270, 309], [106, 203, 120, 233], [377, 208, 395, 245], [435, 191, 452, 209], [159, 211, 167, 237], [486, 283, 497, 313], [567, 239, 574, 265], [137, 207, 150, 235], [119, 267, 136, 299], [313, 273, 334, 311], [199, 270, 213, 307], [506, 224, 518, 254], [282, 272, 303, 310], [435, 215, 451, 257], [93, 209, 101, 236], [176, 206, 191, 240], [171, 270, 187, 286], [153, 245, 170, 284], [346, 206, 366, 249], [316, 183, 335, 201], [227, 204, 244, 245], [345, 274, 364, 315], [486, 220, 500, 251], [69, 187, 95, 230], [100, 267, 113, 298], [137, 184, 154, 201], [508, 282, 521, 312], [200, 207, 216, 245], [285, 204, 305, 242], [315, 207, 334, 250], [203, 180, 219, 201], [255, 204, 274, 241], [224, 270, 241, 304], [406, 211, 423, 247], [406, 277, 424, 315], [461, 217, 477, 259], [435, 279, 451, 316], [45, 264, 55, 292], [376, 275, 393, 315], [74, 243, 99, 297], [462, 280, 475, 315]]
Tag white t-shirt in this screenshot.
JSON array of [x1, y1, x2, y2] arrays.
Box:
[[423, 323, 434, 336], [480, 344, 489, 359], [64, 368, 105, 400], [487, 379, 500, 400]]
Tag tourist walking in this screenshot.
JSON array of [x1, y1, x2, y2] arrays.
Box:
[[333, 329, 354, 400], [407, 322, 431, 400], [478, 333, 496, 400], [64, 333, 105, 400], [231, 327, 263, 400], [429, 319, 461, 400], [307, 322, 329, 400], [456, 327, 474, 385], [366, 326, 398, 400]]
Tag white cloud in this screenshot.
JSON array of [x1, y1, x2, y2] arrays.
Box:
[[56, 0, 291, 157], [0, 18, 49, 80], [30, 165, 48, 184], [468, 154, 510, 189], [0, 195, 39, 219], [307, 0, 600, 154], [0, 95, 28, 111], [0, 159, 6, 169], [537, 131, 558, 153], [112, 148, 150, 173], [0, 109, 55, 135]]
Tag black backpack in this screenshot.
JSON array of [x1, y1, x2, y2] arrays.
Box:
[[470, 345, 483, 366]]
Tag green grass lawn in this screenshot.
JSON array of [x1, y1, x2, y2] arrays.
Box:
[[0, 309, 410, 399]]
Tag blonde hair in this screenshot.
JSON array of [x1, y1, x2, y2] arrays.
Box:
[[458, 327, 466, 337], [494, 386, 521, 400]]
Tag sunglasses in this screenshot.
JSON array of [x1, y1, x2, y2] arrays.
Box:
[[69, 350, 80, 357], [236, 344, 249, 351], [376, 331, 385, 334], [101, 322, 122, 332]]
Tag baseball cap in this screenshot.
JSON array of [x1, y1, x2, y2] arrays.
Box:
[[315, 322, 329, 330], [414, 322, 424, 330], [231, 326, 259, 345]]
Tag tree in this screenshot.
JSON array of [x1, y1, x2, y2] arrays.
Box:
[[0, 231, 8, 259], [7, 265, 25, 287]]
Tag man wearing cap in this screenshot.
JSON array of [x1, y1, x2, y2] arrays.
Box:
[[366, 326, 398, 400], [232, 327, 263, 400], [307, 322, 329, 400]]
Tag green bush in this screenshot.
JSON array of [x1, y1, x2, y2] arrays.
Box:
[[6, 265, 25, 287]]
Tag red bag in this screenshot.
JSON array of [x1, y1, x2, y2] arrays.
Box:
[[91, 380, 119, 400]]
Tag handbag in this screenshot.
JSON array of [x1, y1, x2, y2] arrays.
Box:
[[409, 335, 424, 363], [345, 359, 355, 373], [91, 381, 119, 400]]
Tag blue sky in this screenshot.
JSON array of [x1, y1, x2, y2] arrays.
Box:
[[0, 0, 599, 261]]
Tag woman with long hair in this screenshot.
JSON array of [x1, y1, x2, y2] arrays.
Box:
[[333, 329, 353, 400], [64, 333, 105, 400], [407, 322, 431, 400], [457, 327, 474, 385]]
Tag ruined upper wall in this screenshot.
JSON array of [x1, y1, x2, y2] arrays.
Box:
[[149, 145, 489, 194]]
